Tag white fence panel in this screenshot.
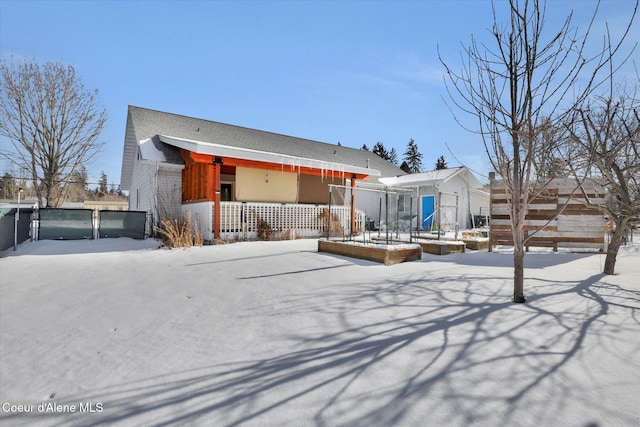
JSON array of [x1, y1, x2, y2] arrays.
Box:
[[199, 202, 366, 240]]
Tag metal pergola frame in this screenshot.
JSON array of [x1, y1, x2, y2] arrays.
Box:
[[328, 183, 415, 244]]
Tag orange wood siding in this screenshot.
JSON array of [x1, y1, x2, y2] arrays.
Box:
[[178, 148, 371, 203]]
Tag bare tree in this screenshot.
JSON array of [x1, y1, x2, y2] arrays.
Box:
[[440, 0, 636, 302], [565, 85, 640, 274], [0, 59, 107, 207], [528, 118, 571, 180]]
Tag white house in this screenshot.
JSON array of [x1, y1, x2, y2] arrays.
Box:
[[120, 106, 405, 241]]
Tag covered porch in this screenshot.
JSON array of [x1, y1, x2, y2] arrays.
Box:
[[156, 135, 377, 240]]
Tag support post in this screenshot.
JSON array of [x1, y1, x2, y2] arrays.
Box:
[[488, 172, 495, 252], [213, 157, 223, 240], [328, 186, 332, 239], [385, 188, 390, 244], [13, 188, 22, 251], [350, 174, 356, 238], [437, 191, 442, 240], [378, 192, 382, 238], [409, 193, 413, 243], [396, 196, 400, 240], [454, 192, 459, 241]]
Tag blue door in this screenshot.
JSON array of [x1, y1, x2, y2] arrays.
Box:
[[421, 196, 435, 229]]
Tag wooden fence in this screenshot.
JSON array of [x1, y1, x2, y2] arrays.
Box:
[[490, 178, 606, 250]]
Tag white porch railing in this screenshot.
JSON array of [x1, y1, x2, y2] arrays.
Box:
[[183, 201, 365, 241]]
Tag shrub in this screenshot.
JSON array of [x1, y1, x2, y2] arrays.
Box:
[[155, 211, 203, 248], [318, 208, 344, 238], [256, 218, 273, 241]]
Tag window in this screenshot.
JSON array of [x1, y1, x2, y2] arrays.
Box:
[[221, 183, 233, 201], [398, 194, 412, 213]]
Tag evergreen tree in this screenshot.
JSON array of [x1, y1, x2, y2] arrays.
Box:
[[361, 144, 369, 151], [0, 172, 17, 199], [71, 165, 88, 190], [372, 142, 389, 161], [435, 155, 448, 170], [64, 165, 88, 202], [403, 138, 423, 173], [98, 171, 108, 195], [400, 161, 412, 174], [389, 147, 399, 166]]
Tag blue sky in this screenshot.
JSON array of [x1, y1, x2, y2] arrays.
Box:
[[1, 0, 637, 188]]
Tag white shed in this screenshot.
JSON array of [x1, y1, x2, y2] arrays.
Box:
[[380, 167, 489, 231]]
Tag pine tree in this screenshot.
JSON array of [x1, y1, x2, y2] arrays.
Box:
[[403, 139, 423, 173], [98, 171, 108, 195], [435, 155, 448, 170], [0, 172, 17, 199], [389, 148, 398, 166], [372, 142, 389, 161], [400, 161, 411, 174], [361, 144, 369, 151], [64, 165, 88, 202]]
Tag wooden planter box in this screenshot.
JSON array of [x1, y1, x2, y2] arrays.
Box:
[[419, 240, 466, 255], [462, 238, 489, 251], [318, 240, 422, 266]]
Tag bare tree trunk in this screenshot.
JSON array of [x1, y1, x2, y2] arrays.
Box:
[[605, 217, 630, 275], [513, 244, 526, 303], [512, 203, 527, 303]]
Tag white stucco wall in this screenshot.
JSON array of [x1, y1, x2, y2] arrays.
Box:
[[413, 177, 478, 230]]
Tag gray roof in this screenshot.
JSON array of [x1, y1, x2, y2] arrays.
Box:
[[121, 106, 405, 190], [380, 166, 484, 189]]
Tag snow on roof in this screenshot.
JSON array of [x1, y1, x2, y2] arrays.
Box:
[[379, 167, 483, 189], [121, 106, 404, 190], [138, 137, 184, 165], [158, 135, 380, 178]]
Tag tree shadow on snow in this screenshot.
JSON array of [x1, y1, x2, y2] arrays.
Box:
[[4, 270, 639, 426], [424, 249, 599, 269]]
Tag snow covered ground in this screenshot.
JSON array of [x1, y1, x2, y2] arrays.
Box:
[[1, 238, 639, 426]]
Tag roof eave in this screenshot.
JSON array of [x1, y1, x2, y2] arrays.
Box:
[[159, 135, 381, 177]]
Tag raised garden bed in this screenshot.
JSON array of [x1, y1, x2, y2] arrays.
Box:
[[461, 238, 489, 251], [417, 240, 466, 255], [318, 239, 422, 266]]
